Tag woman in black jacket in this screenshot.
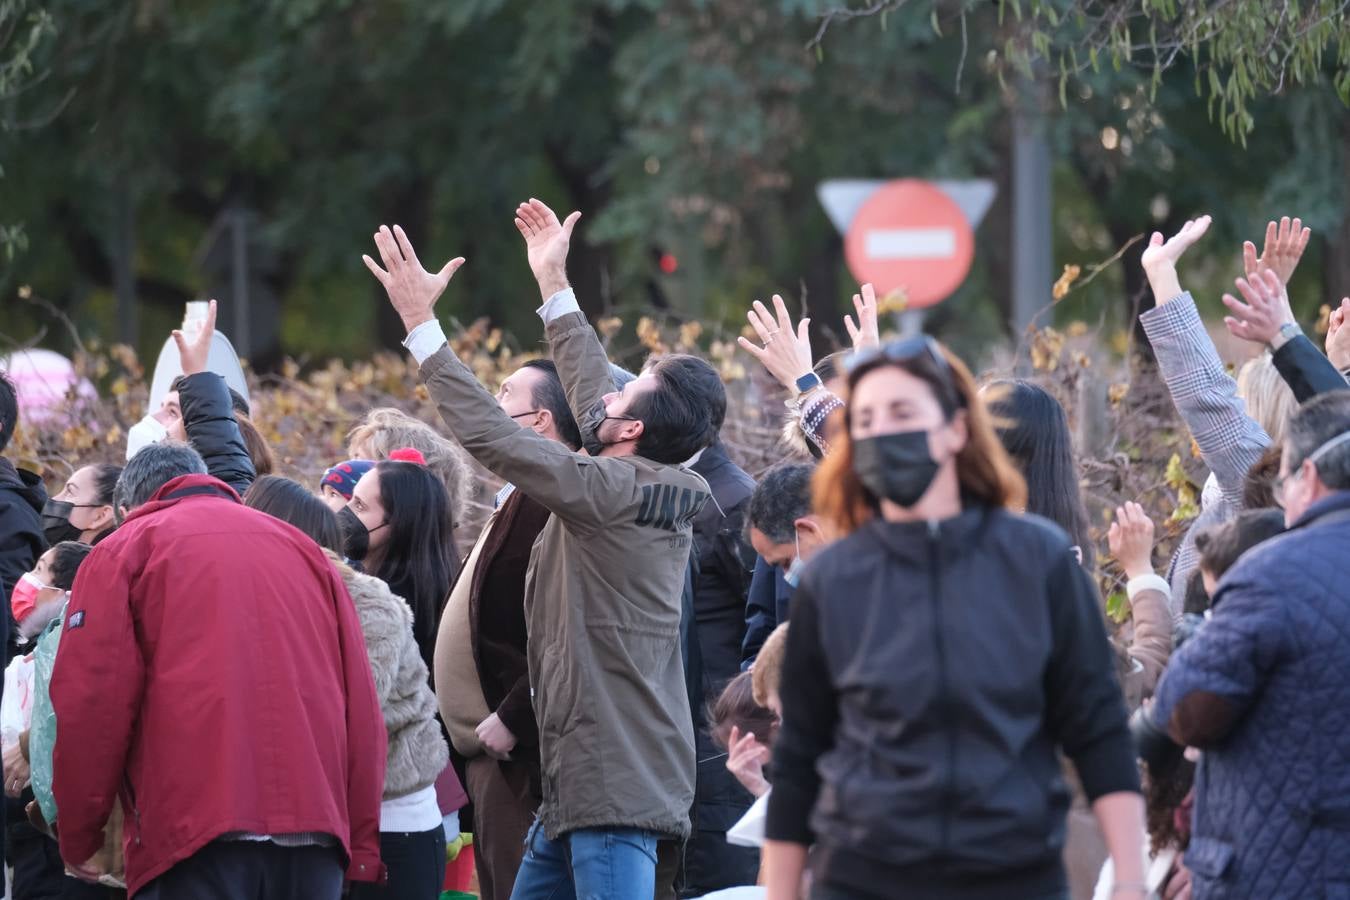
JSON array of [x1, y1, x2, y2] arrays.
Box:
[[762, 337, 1146, 900]]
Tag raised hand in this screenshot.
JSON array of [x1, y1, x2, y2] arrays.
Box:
[[844, 283, 881, 352], [514, 198, 581, 300], [725, 725, 772, 798], [171, 298, 216, 376], [737, 294, 814, 391], [1243, 216, 1311, 287], [1108, 501, 1156, 581], [363, 225, 465, 334], [1222, 269, 1295, 347], [1140, 215, 1211, 306], [1327, 298, 1350, 371]]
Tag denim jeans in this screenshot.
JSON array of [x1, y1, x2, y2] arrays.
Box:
[[509, 819, 660, 900]]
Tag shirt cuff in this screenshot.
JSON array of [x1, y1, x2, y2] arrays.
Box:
[[402, 320, 449, 365], [536, 287, 580, 324], [1126, 574, 1172, 603]]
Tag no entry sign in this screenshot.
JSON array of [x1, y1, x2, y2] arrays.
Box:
[[842, 179, 976, 309]]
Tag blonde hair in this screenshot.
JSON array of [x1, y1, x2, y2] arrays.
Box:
[[752, 623, 790, 709], [1236, 352, 1296, 446], [814, 342, 1027, 535], [346, 407, 474, 527]]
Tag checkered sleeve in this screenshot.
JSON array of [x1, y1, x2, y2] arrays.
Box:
[[1140, 293, 1271, 504]]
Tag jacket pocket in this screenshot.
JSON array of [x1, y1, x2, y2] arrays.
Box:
[[1184, 836, 1235, 882]]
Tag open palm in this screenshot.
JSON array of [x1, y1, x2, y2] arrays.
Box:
[[515, 199, 581, 281], [1141, 215, 1212, 272]]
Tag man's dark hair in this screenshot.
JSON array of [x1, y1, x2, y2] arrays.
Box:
[[1194, 508, 1286, 580], [1285, 391, 1350, 490], [244, 475, 344, 555], [169, 374, 249, 418], [0, 372, 17, 452], [646, 353, 728, 435], [631, 354, 722, 464], [520, 360, 583, 451], [116, 441, 208, 513], [747, 464, 814, 544], [48, 541, 94, 591]]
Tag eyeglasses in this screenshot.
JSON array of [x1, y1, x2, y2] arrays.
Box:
[[508, 410, 542, 421]]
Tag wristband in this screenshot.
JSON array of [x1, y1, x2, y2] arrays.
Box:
[[1269, 321, 1302, 352], [793, 371, 823, 396]]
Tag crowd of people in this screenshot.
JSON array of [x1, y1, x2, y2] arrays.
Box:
[[0, 203, 1347, 900]]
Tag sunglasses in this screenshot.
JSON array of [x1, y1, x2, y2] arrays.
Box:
[[846, 335, 950, 376]]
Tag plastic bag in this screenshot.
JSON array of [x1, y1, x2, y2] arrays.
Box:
[[1, 655, 36, 753], [29, 610, 64, 824]]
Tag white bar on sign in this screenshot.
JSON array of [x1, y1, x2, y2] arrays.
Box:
[[865, 228, 956, 259]]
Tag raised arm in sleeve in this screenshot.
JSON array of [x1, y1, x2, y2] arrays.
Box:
[[178, 372, 256, 496], [1043, 552, 1140, 801], [542, 304, 618, 454], [415, 339, 631, 533], [765, 580, 836, 845], [50, 549, 145, 866], [1272, 334, 1350, 402], [1140, 293, 1270, 503]]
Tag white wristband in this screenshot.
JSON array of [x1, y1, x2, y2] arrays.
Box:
[[1126, 574, 1171, 603]]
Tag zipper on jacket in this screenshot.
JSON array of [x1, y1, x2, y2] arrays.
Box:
[[927, 519, 956, 860]]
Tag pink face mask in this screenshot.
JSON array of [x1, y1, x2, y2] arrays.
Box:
[[9, 572, 51, 623]]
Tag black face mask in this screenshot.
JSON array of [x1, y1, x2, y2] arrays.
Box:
[[852, 430, 942, 508], [41, 499, 89, 546], [338, 506, 384, 562]]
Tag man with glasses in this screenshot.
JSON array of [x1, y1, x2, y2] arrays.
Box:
[[1143, 390, 1350, 898]]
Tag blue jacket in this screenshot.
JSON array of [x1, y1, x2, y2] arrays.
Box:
[[740, 555, 793, 669], [1152, 491, 1350, 899]]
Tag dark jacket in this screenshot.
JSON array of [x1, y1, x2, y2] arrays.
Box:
[[684, 443, 759, 893], [51, 475, 386, 895], [1, 457, 46, 662], [177, 371, 255, 497], [689, 441, 756, 689], [741, 556, 793, 669], [766, 507, 1139, 899], [1272, 334, 1350, 402], [1151, 491, 1350, 899], [468, 487, 550, 789]]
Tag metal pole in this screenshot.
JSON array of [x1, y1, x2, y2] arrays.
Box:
[[1011, 85, 1053, 343], [230, 209, 251, 359]]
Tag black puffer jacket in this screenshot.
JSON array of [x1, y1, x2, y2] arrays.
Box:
[[766, 505, 1138, 900], [178, 372, 255, 497], [1, 457, 46, 662]]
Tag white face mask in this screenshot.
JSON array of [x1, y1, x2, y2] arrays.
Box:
[[126, 415, 169, 461]]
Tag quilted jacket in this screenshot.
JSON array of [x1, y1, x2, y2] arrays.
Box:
[[1152, 490, 1350, 899]]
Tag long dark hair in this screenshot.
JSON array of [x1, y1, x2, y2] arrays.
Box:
[[243, 475, 343, 555], [373, 459, 459, 670], [984, 379, 1095, 567]]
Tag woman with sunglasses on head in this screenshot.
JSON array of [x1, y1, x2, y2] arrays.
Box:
[[762, 337, 1146, 900]]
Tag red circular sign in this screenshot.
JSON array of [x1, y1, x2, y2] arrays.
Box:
[[843, 179, 975, 309]]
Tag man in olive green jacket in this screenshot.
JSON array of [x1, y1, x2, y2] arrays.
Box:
[[364, 201, 715, 899]]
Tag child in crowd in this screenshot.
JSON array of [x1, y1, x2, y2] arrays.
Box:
[[319, 458, 375, 514]]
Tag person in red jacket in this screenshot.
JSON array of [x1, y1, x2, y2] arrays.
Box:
[[49, 441, 387, 898]]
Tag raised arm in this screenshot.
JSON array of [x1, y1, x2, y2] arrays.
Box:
[[364, 224, 627, 531], [1140, 216, 1270, 500], [1224, 219, 1348, 401], [514, 199, 615, 451]]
